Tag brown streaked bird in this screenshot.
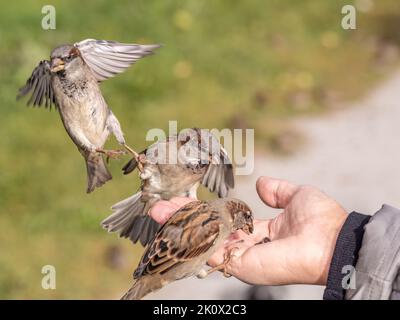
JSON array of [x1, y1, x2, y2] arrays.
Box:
[[102, 128, 235, 246], [17, 39, 160, 193], [121, 198, 253, 300]]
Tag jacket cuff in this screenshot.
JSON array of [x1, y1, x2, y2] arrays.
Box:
[[323, 212, 371, 300]]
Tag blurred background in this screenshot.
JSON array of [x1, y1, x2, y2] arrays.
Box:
[[1, 0, 400, 299]]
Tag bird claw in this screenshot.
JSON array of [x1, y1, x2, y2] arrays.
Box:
[[96, 149, 126, 163], [201, 246, 239, 279], [123, 144, 145, 172], [222, 246, 239, 277], [136, 154, 147, 173]]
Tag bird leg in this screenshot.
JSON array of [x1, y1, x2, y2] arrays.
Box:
[[123, 144, 145, 172], [96, 148, 126, 163], [197, 246, 239, 279]]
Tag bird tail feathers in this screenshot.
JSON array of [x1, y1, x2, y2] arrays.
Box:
[[121, 276, 163, 300], [85, 152, 112, 193]]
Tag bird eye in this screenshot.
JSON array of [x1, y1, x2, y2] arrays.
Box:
[[64, 55, 73, 62]]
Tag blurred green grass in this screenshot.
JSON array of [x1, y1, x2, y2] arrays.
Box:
[[1, 0, 400, 298]]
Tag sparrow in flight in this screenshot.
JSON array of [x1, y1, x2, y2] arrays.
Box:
[[121, 198, 254, 300], [102, 128, 235, 246], [17, 39, 160, 193]]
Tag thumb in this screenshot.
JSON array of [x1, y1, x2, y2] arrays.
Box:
[[256, 176, 299, 209], [149, 197, 195, 224]]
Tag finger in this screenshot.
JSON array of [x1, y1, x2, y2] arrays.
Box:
[[231, 238, 306, 285], [256, 176, 299, 209], [169, 197, 196, 207], [211, 239, 300, 285], [208, 240, 251, 268], [149, 197, 196, 224], [149, 200, 181, 224]]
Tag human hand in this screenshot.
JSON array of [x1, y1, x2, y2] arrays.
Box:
[[149, 176, 347, 286], [209, 177, 348, 286], [149, 196, 195, 224]]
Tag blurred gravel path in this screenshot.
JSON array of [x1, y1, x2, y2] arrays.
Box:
[[146, 71, 400, 299]]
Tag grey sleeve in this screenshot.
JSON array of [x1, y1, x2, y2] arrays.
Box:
[[346, 204, 400, 300]]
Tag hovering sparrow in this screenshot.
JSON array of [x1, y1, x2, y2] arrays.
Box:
[[17, 39, 160, 193], [121, 198, 254, 300], [102, 128, 235, 246]]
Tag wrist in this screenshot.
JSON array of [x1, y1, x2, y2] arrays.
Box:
[[319, 209, 349, 284], [323, 212, 371, 299]]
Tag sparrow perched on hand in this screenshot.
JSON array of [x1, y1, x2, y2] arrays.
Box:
[[102, 128, 235, 246], [17, 39, 160, 193], [121, 198, 253, 300]]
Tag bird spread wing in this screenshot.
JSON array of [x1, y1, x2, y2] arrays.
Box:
[[74, 39, 160, 82], [133, 201, 222, 279], [168, 128, 235, 197], [17, 60, 57, 109], [201, 139, 235, 198]]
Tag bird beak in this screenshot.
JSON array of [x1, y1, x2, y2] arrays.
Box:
[[50, 58, 65, 72], [242, 224, 254, 235]]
